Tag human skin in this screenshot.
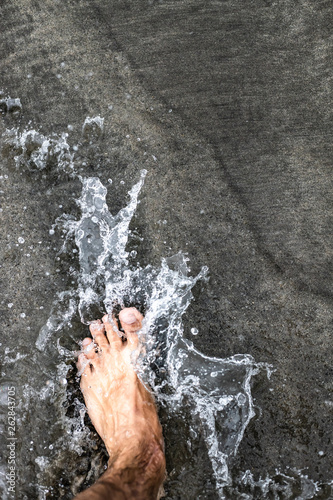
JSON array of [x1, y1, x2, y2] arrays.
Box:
[[74, 308, 166, 500]]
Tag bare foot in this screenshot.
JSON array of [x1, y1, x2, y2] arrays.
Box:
[[76, 308, 166, 500]]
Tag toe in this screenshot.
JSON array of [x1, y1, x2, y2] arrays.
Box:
[[82, 337, 98, 360], [102, 314, 123, 348], [90, 320, 109, 349], [77, 353, 91, 377], [119, 307, 143, 348], [119, 307, 143, 333]]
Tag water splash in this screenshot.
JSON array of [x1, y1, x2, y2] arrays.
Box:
[[225, 469, 333, 499], [2, 118, 329, 498], [35, 170, 268, 496], [82, 116, 104, 142], [3, 127, 75, 173]]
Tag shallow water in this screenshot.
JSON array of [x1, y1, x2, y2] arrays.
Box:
[[1, 119, 331, 499]]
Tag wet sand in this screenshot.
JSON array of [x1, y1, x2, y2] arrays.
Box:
[[0, 0, 332, 496]]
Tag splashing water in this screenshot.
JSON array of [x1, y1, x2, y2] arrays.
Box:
[[2, 119, 330, 498], [3, 127, 75, 173], [34, 169, 269, 497], [0, 117, 333, 500]]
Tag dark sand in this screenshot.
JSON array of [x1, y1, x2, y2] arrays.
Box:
[[0, 0, 332, 494]]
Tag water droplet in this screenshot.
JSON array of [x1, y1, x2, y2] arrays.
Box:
[[18, 237, 25, 244], [8, 303, 13, 308], [237, 393, 247, 406], [191, 328, 199, 335]]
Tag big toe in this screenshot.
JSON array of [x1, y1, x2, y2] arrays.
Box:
[[119, 307, 143, 346]]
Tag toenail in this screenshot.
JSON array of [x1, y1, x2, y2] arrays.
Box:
[[121, 311, 137, 324], [82, 338, 92, 346]]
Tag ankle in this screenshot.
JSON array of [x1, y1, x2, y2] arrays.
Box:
[[106, 441, 166, 499]]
